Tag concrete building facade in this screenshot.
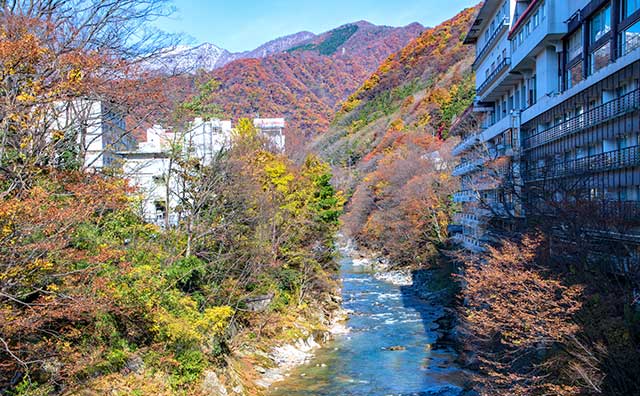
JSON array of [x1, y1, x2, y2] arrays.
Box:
[[453, 0, 640, 257], [50, 100, 134, 171], [120, 118, 286, 226]]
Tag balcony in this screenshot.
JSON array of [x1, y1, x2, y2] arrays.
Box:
[[473, 17, 509, 70], [452, 233, 487, 252], [509, 3, 567, 72], [452, 132, 482, 156], [452, 158, 485, 177], [477, 57, 510, 96], [453, 190, 478, 203], [530, 201, 640, 237], [453, 213, 481, 227], [524, 89, 640, 150], [525, 145, 640, 182], [490, 144, 516, 158]]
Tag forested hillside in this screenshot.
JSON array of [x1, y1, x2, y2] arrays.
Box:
[[197, 21, 425, 150], [312, 7, 477, 265]]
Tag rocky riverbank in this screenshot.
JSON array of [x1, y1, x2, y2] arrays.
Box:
[[253, 307, 350, 389]]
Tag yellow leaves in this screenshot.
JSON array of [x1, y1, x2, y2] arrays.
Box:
[[264, 161, 294, 194], [340, 96, 361, 114], [198, 306, 234, 337], [362, 73, 380, 91], [1, 224, 12, 237], [16, 92, 35, 102], [67, 68, 83, 83], [388, 118, 405, 132], [51, 129, 65, 141], [35, 258, 54, 270], [416, 113, 432, 128], [151, 301, 234, 345]]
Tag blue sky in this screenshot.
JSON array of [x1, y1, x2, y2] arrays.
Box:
[[157, 0, 479, 52]]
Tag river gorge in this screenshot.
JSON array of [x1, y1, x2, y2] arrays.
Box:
[[268, 243, 467, 396]]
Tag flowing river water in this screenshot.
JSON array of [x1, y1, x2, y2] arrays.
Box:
[[268, 245, 466, 396]]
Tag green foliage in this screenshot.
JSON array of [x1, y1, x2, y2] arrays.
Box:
[[287, 25, 359, 56], [317, 25, 359, 55], [169, 348, 207, 388], [178, 79, 223, 120]]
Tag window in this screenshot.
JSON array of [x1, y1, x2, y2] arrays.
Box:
[[590, 6, 611, 44], [621, 19, 640, 55], [590, 42, 611, 74], [623, 0, 640, 19], [567, 61, 584, 89], [529, 75, 537, 105], [567, 27, 583, 61]]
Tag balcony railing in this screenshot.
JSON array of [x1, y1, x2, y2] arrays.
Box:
[[477, 57, 510, 96], [453, 190, 478, 203], [523, 88, 640, 150], [452, 233, 487, 252], [525, 145, 640, 182], [473, 18, 509, 69], [452, 132, 482, 156], [452, 158, 485, 177]]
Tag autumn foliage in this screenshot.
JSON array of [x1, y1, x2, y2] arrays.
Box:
[[182, 21, 424, 153], [459, 234, 584, 395]]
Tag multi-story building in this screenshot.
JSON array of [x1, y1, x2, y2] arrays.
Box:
[[452, 0, 640, 258], [49, 100, 134, 171], [119, 117, 286, 226], [254, 118, 286, 152], [119, 118, 233, 225]]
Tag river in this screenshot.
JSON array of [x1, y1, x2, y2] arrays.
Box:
[[268, 245, 466, 396]]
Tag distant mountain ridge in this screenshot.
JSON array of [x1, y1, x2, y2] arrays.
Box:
[[155, 31, 317, 73], [202, 21, 426, 147]]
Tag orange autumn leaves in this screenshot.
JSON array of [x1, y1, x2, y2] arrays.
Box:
[[459, 235, 585, 396], [344, 134, 458, 266]]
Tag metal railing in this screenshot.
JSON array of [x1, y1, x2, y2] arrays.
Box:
[[453, 190, 477, 202], [525, 145, 640, 182], [523, 88, 640, 150], [477, 57, 510, 95], [452, 158, 485, 176], [473, 18, 509, 69], [452, 132, 483, 156]]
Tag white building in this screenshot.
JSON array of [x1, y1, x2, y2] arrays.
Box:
[[120, 119, 233, 225], [254, 118, 286, 152], [49, 100, 134, 171], [120, 117, 286, 226], [452, 0, 640, 256]]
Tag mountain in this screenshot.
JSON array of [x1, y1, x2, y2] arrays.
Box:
[[154, 31, 317, 73], [156, 43, 231, 73], [311, 8, 477, 169], [241, 31, 316, 59], [203, 21, 425, 149], [307, 7, 478, 265]]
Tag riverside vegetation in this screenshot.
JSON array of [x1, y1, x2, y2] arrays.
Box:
[[314, 5, 640, 396], [0, 1, 345, 394], [2, 1, 640, 395]]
